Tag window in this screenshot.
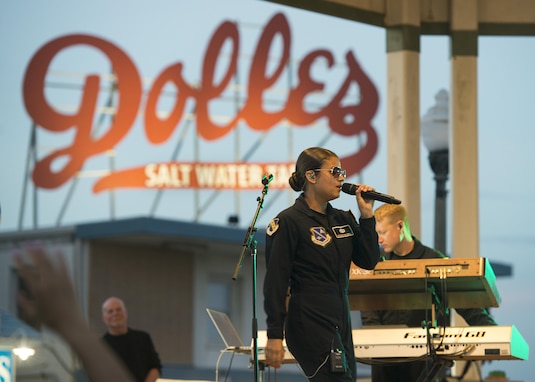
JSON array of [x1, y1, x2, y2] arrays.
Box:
[[206, 278, 232, 347]]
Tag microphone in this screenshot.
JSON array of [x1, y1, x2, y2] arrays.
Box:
[[341, 183, 401, 204]]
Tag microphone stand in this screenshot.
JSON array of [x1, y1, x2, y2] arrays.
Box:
[[232, 174, 273, 382]]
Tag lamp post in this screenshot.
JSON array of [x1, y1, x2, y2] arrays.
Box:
[[422, 89, 450, 255]]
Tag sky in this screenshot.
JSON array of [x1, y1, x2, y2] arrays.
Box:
[[1, 0, 534, 379]]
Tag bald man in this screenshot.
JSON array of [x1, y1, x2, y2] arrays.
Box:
[[101, 297, 162, 382]]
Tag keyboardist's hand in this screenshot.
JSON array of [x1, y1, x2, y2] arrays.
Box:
[[265, 338, 284, 368]]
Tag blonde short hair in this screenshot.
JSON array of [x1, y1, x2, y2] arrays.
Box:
[[374, 204, 408, 225]]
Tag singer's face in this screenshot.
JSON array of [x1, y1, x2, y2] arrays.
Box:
[[375, 219, 403, 253], [315, 156, 345, 201]]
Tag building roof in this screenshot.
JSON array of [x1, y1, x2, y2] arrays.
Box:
[[0, 217, 266, 258], [76, 216, 265, 256]]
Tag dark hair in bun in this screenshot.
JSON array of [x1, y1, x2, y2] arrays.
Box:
[[289, 147, 338, 192]]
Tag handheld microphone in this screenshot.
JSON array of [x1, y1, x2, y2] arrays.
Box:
[[341, 183, 401, 204]]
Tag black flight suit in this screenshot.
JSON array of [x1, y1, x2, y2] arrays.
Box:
[[264, 194, 380, 381]]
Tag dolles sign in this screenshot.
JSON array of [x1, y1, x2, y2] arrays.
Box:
[[23, 13, 379, 193]]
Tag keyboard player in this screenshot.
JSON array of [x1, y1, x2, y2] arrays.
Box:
[[360, 204, 497, 382]]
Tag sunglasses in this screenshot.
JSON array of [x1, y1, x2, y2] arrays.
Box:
[[313, 166, 347, 178]]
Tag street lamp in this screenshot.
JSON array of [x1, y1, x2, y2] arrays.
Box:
[[422, 89, 450, 255]]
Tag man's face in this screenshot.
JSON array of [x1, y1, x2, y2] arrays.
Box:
[[375, 218, 403, 253], [102, 299, 127, 329]]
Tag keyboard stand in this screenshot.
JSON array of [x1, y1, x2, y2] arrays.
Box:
[[416, 356, 453, 382], [416, 280, 453, 382]]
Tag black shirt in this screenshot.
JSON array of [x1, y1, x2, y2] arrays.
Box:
[[102, 328, 161, 382]]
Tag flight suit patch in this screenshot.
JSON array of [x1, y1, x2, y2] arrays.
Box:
[[332, 225, 354, 238], [267, 218, 280, 236], [310, 227, 332, 247]]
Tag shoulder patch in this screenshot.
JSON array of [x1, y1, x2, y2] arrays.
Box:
[[310, 227, 332, 247], [266, 218, 280, 236]]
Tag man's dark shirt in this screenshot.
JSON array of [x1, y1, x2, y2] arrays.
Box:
[[103, 328, 161, 382]]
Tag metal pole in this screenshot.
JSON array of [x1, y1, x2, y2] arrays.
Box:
[[428, 149, 449, 255]]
